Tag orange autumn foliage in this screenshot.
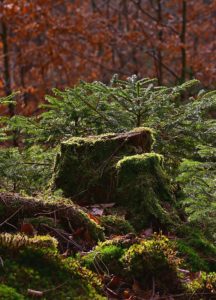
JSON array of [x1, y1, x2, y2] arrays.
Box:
[[0, 0, 215, 115]]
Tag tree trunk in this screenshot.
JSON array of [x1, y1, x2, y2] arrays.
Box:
[[156, 0, 163, 85], [180, 0, 187, 83], [0, 20, 14, 115]]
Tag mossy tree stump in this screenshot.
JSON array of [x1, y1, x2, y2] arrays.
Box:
[[52, 128, 180, 230], [116, 153, 180, 230], [52, 128, 153, 203]]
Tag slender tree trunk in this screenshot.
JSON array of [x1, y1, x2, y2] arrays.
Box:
[[0, 8, 18, 146], [156, 0, 163, 85], [180, 0, 187, 83], [0, 20, 14, 116]]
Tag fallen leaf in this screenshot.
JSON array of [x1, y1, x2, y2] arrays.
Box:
[[107, 275, 121, 289], [123, 289, 131, 299], [87, 213, 100, 224], [20, 223, 35, 236]]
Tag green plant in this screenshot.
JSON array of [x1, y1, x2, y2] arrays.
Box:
[[100, 215, 135, 235], [0, 284, 24, 300], [81, 242, 124, 275], [121, 233, 182, 291], [0, 145, 56, 194], [177, 147, 216, 241]]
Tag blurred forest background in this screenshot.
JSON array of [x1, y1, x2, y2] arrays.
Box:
[[0, 0, 215, 116]]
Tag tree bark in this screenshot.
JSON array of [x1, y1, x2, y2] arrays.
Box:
[[180, 0, 187, 83], [0, 20, 14, 115], [156, 0, 163, 85]]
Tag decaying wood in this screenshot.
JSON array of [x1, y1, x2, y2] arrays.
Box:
[[0, 192, 103, 250]]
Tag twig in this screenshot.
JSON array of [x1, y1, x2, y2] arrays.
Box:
[[5, 222, 17, 230], [0, 206, 23, 227], [41, 224, 83, 251]]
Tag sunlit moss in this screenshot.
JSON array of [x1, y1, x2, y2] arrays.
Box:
[[116, 153, 180, 229], [80, 241, 125, 275], [100, 215, 135, 235], [121, 233, 182, 292], [0, 284, 24, 300], [0, 233, 105, 300]]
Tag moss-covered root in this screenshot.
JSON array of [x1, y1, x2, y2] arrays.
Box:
[[0, 233, 106, 300], [0, 192, 104, 245], [52, 127, 154, 201], [115, 153, 180, 230]]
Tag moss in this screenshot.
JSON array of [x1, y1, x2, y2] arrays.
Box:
[[27, 216, 61, 229], [81, 234, 216, 297], [176, 240, 210, 272], [0, 193, 104, 244], [0, 234, 105, 300], [81, 242, 125, 275], [176, 226, 216, 272], [185, 272, 216, 295], [100, 215, 135, 236], [0, 233, 58, 254], [121, 234, 182, 292], [0, 284, 24, 300], [52, 128, 154, 202], [115, 153, 180, 230]]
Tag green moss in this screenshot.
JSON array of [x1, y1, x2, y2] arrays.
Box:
[[100, 215, 135, 236], [0, 234, 105, 300], [176, 240, 209, 272], [176, 226, 216, 272], [81, 242, 125, 275], [0, 194, 104, 243], [185, 272, 216, 294], [27, 216, 61, 229], [116, 153, 180, 230], [0, 233, 58, 254], [52, 128, 154, 202], [0, 285, 24, 300], [121, 234, 182, 292]]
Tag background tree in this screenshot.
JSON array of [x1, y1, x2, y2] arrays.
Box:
[[0, 0, 215, 116]]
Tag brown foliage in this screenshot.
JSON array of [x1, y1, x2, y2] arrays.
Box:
[[0, 0, 215, 115]]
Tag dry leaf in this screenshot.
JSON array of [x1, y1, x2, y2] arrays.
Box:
[[20, 223, 35, 236]]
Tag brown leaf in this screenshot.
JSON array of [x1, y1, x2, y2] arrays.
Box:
[[107, 275, 121, 289], [20, 223, 35, 236], [122, 289, 131, 299], [87, 213, 100, 224]]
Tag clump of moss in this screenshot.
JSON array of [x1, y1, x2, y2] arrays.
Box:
[[121, 234, 182, 292], [186, 272, 216, 295], [81, 242, 125, 275], [176, 226, 216, 272], [100, 215, 135, 236], [176, 240, 209, 272], [116, 153, 180, 230], [0, 233, 105, 300], [0, 233, 58, 253], [0, 284, 24, 300]]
